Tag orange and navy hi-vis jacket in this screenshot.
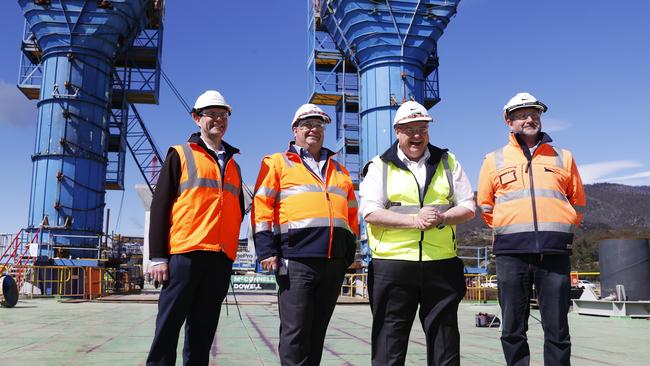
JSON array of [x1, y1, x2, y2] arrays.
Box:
[[477, 132, 586, 255], [251, 143, 359, 262], [167, 142, 243, 260]]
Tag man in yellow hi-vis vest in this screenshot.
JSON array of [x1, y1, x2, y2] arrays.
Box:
[[359, 101, 475, 366]]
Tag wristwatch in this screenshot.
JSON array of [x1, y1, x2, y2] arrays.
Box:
[[436, 214, 446, 230]]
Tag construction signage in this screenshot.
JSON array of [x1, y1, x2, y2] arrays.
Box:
[[232, 238, 256, 271], [231, 275, 276, 291]]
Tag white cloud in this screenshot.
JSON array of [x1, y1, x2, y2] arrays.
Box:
[[0, 81, 37, 127], [579, 160, 643, 184], [604, 171, 650, 186], [542, 117, 571, 133]]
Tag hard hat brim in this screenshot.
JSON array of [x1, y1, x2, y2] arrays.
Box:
[[193, 105, 232, 116], [393, 115, 433, 126], [292, 112, 331, 127], [504, 101, 547, 114]]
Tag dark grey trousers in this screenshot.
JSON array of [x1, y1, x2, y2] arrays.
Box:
[[276, 257, 348, 366]]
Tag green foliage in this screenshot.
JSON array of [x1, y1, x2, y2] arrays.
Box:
[[571, 227, 650, 271], [457, 183, 650, 272]]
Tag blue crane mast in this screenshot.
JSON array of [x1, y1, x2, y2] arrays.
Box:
[[16, 0, 164, 265], [307, 0, 461, 265]]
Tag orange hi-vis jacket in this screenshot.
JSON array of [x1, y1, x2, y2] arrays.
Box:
[[251, 144, 359, 262], [168, 143, 242, 260], [477, 133, 586, 255]]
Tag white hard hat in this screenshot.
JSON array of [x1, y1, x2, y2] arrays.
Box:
[[192, 90, 232, 114], [503, 92, 547, 116], [393, 101, 432, 126], [291, 103, 331, 128]]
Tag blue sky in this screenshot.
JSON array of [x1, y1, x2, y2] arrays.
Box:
[[0, 1, 649, 237]]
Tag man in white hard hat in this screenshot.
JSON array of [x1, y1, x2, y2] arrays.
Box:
[[251, 103, 359, 366], [359, 100, 475, 365], [477, 92, 586, 366], [147, 90, 245, 365]]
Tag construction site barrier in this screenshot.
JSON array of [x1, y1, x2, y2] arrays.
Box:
[[15, 265, 88, 298], [464, 272, 602, 303], [339, 272, 500, 302], [11, 265, 142, 301], [9, 266, 602, 303], [464, 273, 494, 303], [570, 271, 601, 295], [340, 273, 368, 298], [339, 273, 502, 302]]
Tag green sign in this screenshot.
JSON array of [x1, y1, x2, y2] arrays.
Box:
[[231, 275, 277, 291]]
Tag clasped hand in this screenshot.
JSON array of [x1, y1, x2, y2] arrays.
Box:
[[413, 206, 444, 230]]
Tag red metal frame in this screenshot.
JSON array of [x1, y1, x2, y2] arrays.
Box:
[[12, 228, 42, 285], [0, 228, 23, 272]]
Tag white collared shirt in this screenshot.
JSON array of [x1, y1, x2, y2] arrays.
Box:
[[293, 145, 328, 181], [359, 146, 476, 218], [529, 140, 542, 156], [201, 136, 226, 174]]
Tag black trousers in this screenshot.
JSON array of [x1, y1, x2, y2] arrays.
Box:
[[147, 251, 232, 366], [496, 254, 571, 366], [369, 257, 466, 366], [276, 257, 348, 366]]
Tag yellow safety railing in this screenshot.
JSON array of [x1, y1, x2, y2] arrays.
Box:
[[570, 271, 601, 295], [9, 265, 134, 301], [338, 273, 501, 302], [573, 271, 600, 279], [464, 273, 496, 303], [16, 265, 87, 298], [464, 271, 602, 303], [340, 273, 368, 298]]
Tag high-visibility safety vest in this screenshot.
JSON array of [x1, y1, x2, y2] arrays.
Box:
[[168, 143, 242, 260], [251, 145, 359, 260], [366, 146, 457, 261], [477, 133, 586, 254]]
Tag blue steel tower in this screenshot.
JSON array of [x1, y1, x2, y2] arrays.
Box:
[[17, 0, 163, 264], [308, 0, 460, 266], [309, 0, 460, 169]]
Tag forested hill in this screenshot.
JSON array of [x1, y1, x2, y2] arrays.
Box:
[[457, 183, 650, 271]]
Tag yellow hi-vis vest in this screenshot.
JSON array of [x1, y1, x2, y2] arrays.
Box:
[[367, 152, 457, 261]]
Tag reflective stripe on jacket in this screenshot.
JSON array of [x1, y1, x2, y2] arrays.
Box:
[[168, 143, 242, 260], [366, 144, 457, 261], [477, 133, 586, 254], [251, 144, 359, 260]]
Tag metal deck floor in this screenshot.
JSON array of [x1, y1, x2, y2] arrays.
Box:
[[1, 295, 649, 365]]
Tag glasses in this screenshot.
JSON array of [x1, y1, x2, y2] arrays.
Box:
[[296, 120, 326, 130], [510, 110, 541, 121], [397, 126, 428, 136], [201, 111, 229, 120]]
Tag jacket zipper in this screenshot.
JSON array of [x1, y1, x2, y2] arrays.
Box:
[[321, 160, 334, 258], [290, 152, 335, 258], [406, 170, 424, 262], [525, 150, 540, 252], [325, 190, 334, 258], [405, 169, 425, 288]]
